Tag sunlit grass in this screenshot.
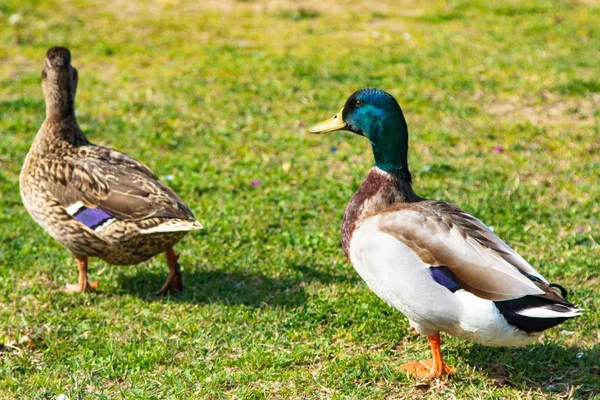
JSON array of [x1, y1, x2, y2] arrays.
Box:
[[0, 0, 598, 398]]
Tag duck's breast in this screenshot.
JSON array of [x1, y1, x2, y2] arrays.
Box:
[[348, 215, 461, 331]]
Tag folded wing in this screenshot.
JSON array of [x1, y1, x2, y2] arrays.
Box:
[[44, 145, 199, 232], [377, 200, 564, 303]]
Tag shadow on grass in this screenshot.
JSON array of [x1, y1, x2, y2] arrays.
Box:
[[464, 343, 600, 398], [117, 263, 359, 308]]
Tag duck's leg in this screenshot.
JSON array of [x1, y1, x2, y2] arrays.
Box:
[[427, 334, 455, 377], [63, 257, 99, 293], [156, 248, 183, 295], [400, 334, 455, 378]]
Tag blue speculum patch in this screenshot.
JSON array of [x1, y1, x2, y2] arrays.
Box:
[[74, 207, 112, 229], [430, 266, 461, 292]]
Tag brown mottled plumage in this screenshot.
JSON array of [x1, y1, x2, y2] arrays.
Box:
[[20, 46, 202, 294]]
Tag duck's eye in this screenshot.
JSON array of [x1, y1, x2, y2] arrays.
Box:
[[355, 99, 363, 107]]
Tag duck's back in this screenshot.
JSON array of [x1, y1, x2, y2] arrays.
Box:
[[21, 133, 199, 264]]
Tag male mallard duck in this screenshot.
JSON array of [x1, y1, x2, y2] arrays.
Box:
[[20, 47, 202, 294], [310, 88, 581, 378]]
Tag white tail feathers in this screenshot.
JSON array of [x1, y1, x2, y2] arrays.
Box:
[[139, 219, 203, 234], [516, 306, 583, 319]]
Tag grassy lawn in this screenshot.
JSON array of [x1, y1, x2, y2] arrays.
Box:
[[1, 0, 599, 398]]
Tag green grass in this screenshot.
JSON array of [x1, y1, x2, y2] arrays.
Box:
[[1, 0, 599, 398]]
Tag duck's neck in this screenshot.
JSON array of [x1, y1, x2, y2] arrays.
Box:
[[45, 92, 75, 122], [33, 79, 89, 152], [31, 114, 88, 154], [32, 68, 89, 151], [369, 107, 411, 182], [341, 167, 421, 258]]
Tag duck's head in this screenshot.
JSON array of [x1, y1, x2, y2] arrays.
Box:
[[42, 46, 78, 118], [310, 88, 410, 179]]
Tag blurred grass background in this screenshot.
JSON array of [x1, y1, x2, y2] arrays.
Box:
[[0, 0, 599, 398]]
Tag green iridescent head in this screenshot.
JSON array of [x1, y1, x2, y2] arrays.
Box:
[[311, 88, 410, 180]]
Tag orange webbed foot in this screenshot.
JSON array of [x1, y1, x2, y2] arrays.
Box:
[[400, 359, 454, 379], [155, 271, 183, 295], [63, 281, 98, 294], [63, 257, 97, 294], [400, 360, 434, 378], [401, 334, 455, 379]]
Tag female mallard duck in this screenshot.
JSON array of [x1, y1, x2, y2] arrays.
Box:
[[20, 47, 202, 294], [310, 88, 581, 378]]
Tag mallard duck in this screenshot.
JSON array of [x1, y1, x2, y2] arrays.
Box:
[[20, 47, 202, 294], [310, 88, 581, 378]]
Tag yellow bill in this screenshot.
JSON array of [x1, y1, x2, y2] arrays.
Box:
[[309, 108, 346, 134]]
